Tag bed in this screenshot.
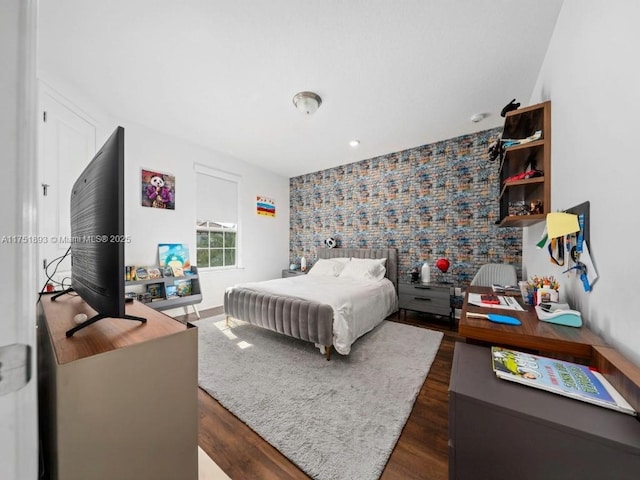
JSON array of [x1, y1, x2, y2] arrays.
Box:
[[223, 248, 398, 360]]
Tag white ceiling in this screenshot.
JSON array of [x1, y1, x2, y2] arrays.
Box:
[[38, 0, 563, 178]]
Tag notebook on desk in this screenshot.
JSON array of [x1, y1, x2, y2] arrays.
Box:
[[468, 293, 525, 311]]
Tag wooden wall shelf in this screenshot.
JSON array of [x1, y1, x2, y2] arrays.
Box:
[[498, 100, 551, 227]]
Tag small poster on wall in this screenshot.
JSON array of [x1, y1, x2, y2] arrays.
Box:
[[257, 196, 275, 217], [142, 169, 175, 210]]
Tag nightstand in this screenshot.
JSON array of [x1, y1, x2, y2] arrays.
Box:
[[398, 281, 454, 327], [282, 269, 307, 278]]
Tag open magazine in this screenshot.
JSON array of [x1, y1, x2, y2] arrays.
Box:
[[491, 347, 637, 416]]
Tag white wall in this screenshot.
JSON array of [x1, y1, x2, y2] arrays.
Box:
[[38, 79, 290, 314], [525, 0, 640, 365], [118, 121, 290, 312]]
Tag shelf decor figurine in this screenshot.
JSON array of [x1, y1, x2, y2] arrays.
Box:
[[421, 262, 430, 284], [435, 258, 451, 283], [409, 267, 420, 283]]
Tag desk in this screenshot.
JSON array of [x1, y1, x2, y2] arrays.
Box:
[[458, 286, 605, 360]]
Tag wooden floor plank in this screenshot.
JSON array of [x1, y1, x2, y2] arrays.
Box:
[[198, 311, 460, 479]]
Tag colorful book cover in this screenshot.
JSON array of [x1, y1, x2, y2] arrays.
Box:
[[491, 347, 636, 416], [146, 283, 163, 299], [171, 265, 185, 277], [135, 267, 148, 280], [175, 279, 192, 297], [158, 243, 191, 271], [147, 267, 162, 279], [165, 285, 178, 299]]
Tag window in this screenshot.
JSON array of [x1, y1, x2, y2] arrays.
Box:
[[196, 221, 236, 268], [195, 165, 240, 269]]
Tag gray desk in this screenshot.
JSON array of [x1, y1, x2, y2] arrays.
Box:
[[449, 342, 640, 480]]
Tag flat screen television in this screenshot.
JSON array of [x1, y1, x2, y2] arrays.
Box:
[[52, 126, 145, 336]]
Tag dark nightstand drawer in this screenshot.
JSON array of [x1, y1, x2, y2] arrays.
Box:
[[399, 294, 451, 316], [398, 283, 452, 316]]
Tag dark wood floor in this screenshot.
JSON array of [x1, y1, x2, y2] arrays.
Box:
[[195, 309, 463, 480]]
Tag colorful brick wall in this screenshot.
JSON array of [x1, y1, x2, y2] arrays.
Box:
[[289, 127, 522, 285]]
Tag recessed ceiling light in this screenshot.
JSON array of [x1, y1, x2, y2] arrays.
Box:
[[349, 140, 360, 147]]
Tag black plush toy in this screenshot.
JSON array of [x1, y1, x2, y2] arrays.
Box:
[[500, 99, 520, 117], [488, 137, 502, 161]]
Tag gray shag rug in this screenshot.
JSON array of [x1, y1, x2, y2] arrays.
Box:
[[196, 316, 443, 480]]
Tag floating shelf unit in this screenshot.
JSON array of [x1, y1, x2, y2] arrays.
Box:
[[498, 100, 551, 227]]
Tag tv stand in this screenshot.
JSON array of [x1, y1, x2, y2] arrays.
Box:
[[65, 312, 146, 338], [50, 286, 73, 301], [50, 287, 147, 337], [37, 294, 198, 479]]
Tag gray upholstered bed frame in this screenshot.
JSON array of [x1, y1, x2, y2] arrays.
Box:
[[223, 248, 398, 360]]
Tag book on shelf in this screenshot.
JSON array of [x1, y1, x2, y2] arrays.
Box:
[[171, 265, 185, 277], [147, 267, 162, 279], [135, 267, 148, 280], [146, 283, 163, 299], [165, 285, 178, 299], [175, 279, 192, 297], [491, 347, 636, 416]]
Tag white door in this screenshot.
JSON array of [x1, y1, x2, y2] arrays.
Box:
[[0, 2, 38, 479], [38, 89, 96, 288]]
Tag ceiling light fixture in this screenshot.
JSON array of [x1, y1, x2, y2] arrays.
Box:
[[349, 140, 360, 147], [293, 91, 322, 115], [470, 113, 488, 123]]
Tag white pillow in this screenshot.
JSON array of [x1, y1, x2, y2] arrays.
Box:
[[328, 257, 351, 264], [307, 258, 345, 277], [338, 258, 386, 281]]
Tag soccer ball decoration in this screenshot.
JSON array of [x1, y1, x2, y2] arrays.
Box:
[[324, 237, 336, 248], [435, 258, 450, 273]]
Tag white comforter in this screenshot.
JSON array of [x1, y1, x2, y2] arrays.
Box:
[[228, 275, 398, 355]]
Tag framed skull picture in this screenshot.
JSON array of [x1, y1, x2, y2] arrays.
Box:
[[141, 169, 175, 210]]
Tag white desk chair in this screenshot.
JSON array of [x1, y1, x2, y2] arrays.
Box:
[[470, 263, 517, 287]]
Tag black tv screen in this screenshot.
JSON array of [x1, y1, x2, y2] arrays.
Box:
[[70, 126, 125, 317], [58, 126, 145, 336]]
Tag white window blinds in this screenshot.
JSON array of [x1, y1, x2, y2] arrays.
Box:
[[195, 168, 239, 225]]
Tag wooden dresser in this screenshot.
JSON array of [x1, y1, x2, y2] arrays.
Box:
[[37, 294, 198, 480]]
